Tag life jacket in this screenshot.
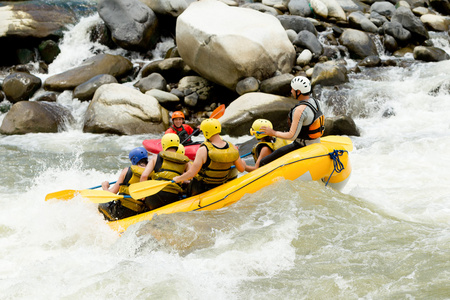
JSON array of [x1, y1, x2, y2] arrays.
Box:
[[288, 98, 324, 140], [197, 140, 240, 185], [251, 137, 290, 162], [152, 150, 190, 194], [119, 165, 145, 195], [170, 125, 190, 143], [118, 165, 146, 212]]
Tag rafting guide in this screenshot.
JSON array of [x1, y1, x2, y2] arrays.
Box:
[[259, 76, 325, 167]]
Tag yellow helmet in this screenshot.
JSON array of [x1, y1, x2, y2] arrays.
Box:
[[250, 119, 273, 139], [161, 133, 180, 151], [177, 144, 185, 155], [200, 118, 221, 139]]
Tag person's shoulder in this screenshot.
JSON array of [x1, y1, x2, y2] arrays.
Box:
[[165, 128, 175, 134]]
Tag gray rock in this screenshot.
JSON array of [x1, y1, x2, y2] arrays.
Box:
[[339, 29, 379, 59], [44, 54, 133, 92], [2, 72, 42, 103], [177, 76, 214, 102], [0, 101, 73, 134], [219, 92, 298, 136], [98, 0, 159, 51], [392, 6, 429, 42], [324, 115, 360, 136], [357, 55, 381, 67], [35, 92, 58, 102], [0, 2, 77, 39], [141, 58, 194, 82], [381, 21, 412, 43], [288, 0, 313, 17], [241, 3, 281, 16], [348, 11, 379, 33], [176, 0, 295, 90], [311, 62, 349, 87], [83, 83, 168, 135], [413, 46, 450, 62], [73, 74, 118, 101], [140, 0, 196, 17], [260, 73, 294, 96], [293, 30, 324, 56], [236, 77, 260, 95], [184, 92, 199, 107], [38, 40, 61, 64], [134, 73, 167, 93], [370, 1, 395, 18], [277, 15, 318, 35]]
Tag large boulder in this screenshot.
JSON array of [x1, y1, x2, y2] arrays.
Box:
[[98, 0, 159, 51], [219, 92, 298, 136], [176, 0, 295, 90], [0, 101, 73, 135], [0, 2, 76, 39], [83, 83, 169, 135], [43, 54, 133, 92], [2, 72, 42, 103]]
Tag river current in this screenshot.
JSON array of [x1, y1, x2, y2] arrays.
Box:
[[0, 10, 449, 300]]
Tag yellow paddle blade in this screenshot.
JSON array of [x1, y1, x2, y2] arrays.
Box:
[[45, 190, 78, 201], [129, 180, 172, 199], [321, 135, 354, 152], [78, 190, 125, 203]]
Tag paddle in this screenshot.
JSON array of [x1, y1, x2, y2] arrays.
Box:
[[78, 189, 132, 203], [129, 180, 175, 200], [181, 104, 226, 145], [45, 181, 117, 201], [129, 150, 250, 199]]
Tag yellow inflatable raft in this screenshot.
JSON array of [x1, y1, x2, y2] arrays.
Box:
[[108, 135, 353, 233]]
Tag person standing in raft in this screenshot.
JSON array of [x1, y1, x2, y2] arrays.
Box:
[[245, 119, 290, 172], [259, 76, 325, 167], [165, 111, 199, 145], [140, 133, 191, 210], [98, 147, 149, 221], [172, 118, 246, 196]]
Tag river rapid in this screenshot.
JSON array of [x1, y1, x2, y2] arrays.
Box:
[[1, 11, 450, 300]]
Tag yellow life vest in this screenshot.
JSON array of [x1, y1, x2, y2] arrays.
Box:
[[198, 140, 240, 185], [118, 165, 146, 212], [118, 165, 145, 195], [251, 138, 290, 162], [151, 151, 190, 194]]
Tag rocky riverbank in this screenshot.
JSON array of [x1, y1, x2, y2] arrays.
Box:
[[0, 0, 449, 137]]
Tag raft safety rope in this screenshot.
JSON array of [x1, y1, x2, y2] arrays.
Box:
[[324, 150, 346, 187], [196, 149, 348, 209]]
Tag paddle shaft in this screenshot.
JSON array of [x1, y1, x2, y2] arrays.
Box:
[[181, 104, 225, 145]]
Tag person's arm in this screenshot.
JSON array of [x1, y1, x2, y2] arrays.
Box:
[[140, 156, 157, 182], [173, 146, 207, 183], [261, 106, 306, 140], [234, 157, 246, 172], [102, 167, 127, 194], [245, 146, 271, 172]]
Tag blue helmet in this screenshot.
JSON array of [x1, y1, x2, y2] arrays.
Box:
[[129, 147, 148, 165]]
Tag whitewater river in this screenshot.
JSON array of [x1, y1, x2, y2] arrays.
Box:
[[1, 12, 449, 299]]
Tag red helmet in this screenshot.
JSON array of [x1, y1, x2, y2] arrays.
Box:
[[171, 111, 185, 120]]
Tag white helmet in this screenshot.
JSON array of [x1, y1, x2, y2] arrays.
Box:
[[291, 76, 311, 94]]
